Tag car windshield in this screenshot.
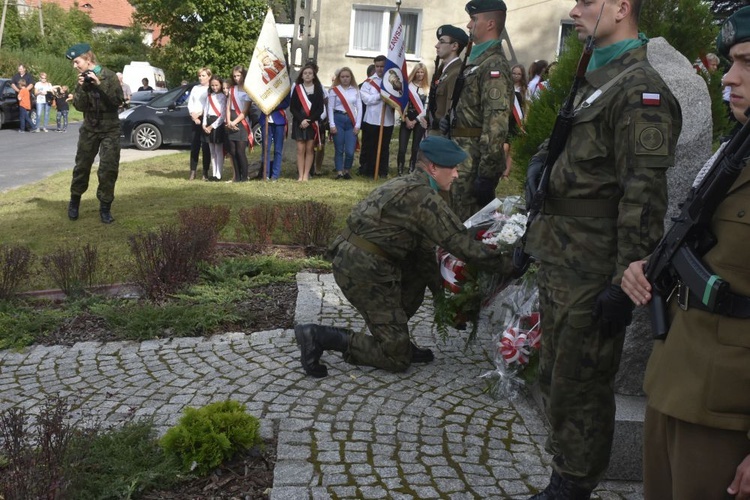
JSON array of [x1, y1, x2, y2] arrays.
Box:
[[149, 85, 191, 108]]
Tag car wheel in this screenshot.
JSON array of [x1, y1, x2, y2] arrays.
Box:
[[0, 111, 4, 129], [252, 123, 263, 146], [133, 123, 162, 151], [29, 109, 37, 129]]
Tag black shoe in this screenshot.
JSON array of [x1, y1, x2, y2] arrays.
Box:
[[294, 324, 328, 378], [343, 172, 352, 180], [99, 202, 115, 224], [335, 173, 344, 180], [410, 342, 434, 363], [67, 195, 81, 221], [529, 471, 591, 500]]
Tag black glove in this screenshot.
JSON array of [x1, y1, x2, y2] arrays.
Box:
[[439, 116, 451, 135], [593, 284, 635, 335], [510, 246, 533, 279], [471, 176, 499, 208]]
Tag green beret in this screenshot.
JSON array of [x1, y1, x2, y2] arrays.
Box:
[[65, 43, 91, 60], [420, 136, 468, 168], [465, 0, 507, 14], [718, 6, 750, 58], [436, 25, 469, 47]]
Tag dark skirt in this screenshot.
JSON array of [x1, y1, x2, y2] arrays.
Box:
[[291, 118, 317, 141], [202, 115, 226, 144], [226, 109, 250, 142]]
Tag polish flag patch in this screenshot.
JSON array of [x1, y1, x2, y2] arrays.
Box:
[[490, 70, 501, 78], [642, 92, 661, 106]]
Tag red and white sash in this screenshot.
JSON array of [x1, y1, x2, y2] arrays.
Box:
[[512, 93, 525, 133], [230, 86, 254, 148], [331, 86, 357, 126], [408, 83, 425, 116], [295, 83, 321, 146], [208, 93, 222, 117], [364, 77, 381, 93]]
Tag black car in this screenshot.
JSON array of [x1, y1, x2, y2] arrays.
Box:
[[120, 83, 262, 151], [128, 89, 165, 108], [0, 78, 38, 130]]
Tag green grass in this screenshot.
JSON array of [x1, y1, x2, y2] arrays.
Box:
[[0, 137, 524, 291]]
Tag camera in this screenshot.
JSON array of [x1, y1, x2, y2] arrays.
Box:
[[81, 70, 95, 84]]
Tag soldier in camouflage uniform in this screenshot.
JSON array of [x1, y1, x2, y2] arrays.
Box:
[[524, 1, 682, 499], [65, 43, 124, 224], [294, 136, 518, 378], [450, 0, 512, 222]]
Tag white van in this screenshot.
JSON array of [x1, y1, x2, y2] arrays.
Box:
[[122, 61, 167, 93]]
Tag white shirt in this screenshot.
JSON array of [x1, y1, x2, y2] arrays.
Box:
[[527, 75, 542, 100], [360, 76, 394, 127], [188, 84, 209, 116], [34, 81, 53, 104], [203, 92, 226, 129], [228, 86, 251, 112], [328, 85, 363, 129]]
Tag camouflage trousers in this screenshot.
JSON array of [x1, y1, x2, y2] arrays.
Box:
[[333, 265, 427, 373], [536, 264, 626, 490], [71, 124, 121, 203]]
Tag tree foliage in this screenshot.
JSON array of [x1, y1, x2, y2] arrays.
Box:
[[130, 0, 267, 82], [711, 0, 750, 19], [640, 0, 718, 64]]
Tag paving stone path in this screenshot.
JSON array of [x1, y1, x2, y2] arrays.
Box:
[[0, 272, 643, 499]]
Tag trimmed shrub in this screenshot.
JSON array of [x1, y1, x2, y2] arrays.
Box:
[[160, 400, 262, 476], [41, 244, 98, 298], [280, 200, 336, 248], [0, 244, 34, 300]]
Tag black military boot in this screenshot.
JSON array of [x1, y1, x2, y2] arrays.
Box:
[[410, 341, 434, 363], [67, 194, 81, 221], [294, 324, 351, 378], [529, 471, 563, 499], [529, 471, 592, 500], [99, 202, 115, 224]]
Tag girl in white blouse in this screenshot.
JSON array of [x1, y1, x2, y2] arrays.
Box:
[[327, 67, 362, 179]]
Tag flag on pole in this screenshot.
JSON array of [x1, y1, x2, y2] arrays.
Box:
[[245, 8, 291, 115], [380, 12, 410, 115]]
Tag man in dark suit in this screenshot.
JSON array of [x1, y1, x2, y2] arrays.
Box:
[[622, 7, 750, 499]]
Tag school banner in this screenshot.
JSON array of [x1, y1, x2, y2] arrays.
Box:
[[246, 8, 291, 115], [380, 12, 410, 115]]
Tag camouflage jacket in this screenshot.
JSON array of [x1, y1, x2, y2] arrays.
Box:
[[72, 66, 124, 131], [329, 169, 511, 283], [453, 42, 512, 179], [526, 44, 682, 279]]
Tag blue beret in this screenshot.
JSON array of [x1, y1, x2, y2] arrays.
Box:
[[436, 25, 469, 47], [718, 7, 750, 58], [465, 0, 507, 14], [65, 43, 91, 60], [420, 136, 468, 168]]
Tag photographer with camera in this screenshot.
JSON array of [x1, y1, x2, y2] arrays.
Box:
[[64, 43, 124, 224]]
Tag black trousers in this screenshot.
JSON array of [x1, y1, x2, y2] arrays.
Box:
[[359, 122, 393, 178], [397, 123, 425, 173], [190, 120, 210, 176]]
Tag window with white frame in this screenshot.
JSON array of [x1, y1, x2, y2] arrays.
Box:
[[558, 21, 576, 56], [349, 6, 421, 58]]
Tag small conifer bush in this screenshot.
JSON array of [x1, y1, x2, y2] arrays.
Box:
[[160, 400, 262, 475]]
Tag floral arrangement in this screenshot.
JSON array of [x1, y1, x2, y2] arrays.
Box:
[[434, 196, 542, 399], [434, 196, 527, 341], [480, 277, 541, 400]]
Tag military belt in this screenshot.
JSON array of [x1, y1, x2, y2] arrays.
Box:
[[451, 127, 482, 138], [543, 198, 619, 218], [341, 227, 390, 259], [675, 282, 750, 318]]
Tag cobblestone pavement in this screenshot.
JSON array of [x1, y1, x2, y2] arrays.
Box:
[[0, 272, 644, 499]]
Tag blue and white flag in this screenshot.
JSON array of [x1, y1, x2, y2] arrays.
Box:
[[380, 13, 410, 115]]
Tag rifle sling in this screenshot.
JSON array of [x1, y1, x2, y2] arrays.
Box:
[[574, 61, 649, 111], [543, 197, 619, 218]]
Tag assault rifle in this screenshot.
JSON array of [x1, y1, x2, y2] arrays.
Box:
[[445, 40, 472, 138], [646, 112, 750, 339], [512, 32, 597, 272]]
